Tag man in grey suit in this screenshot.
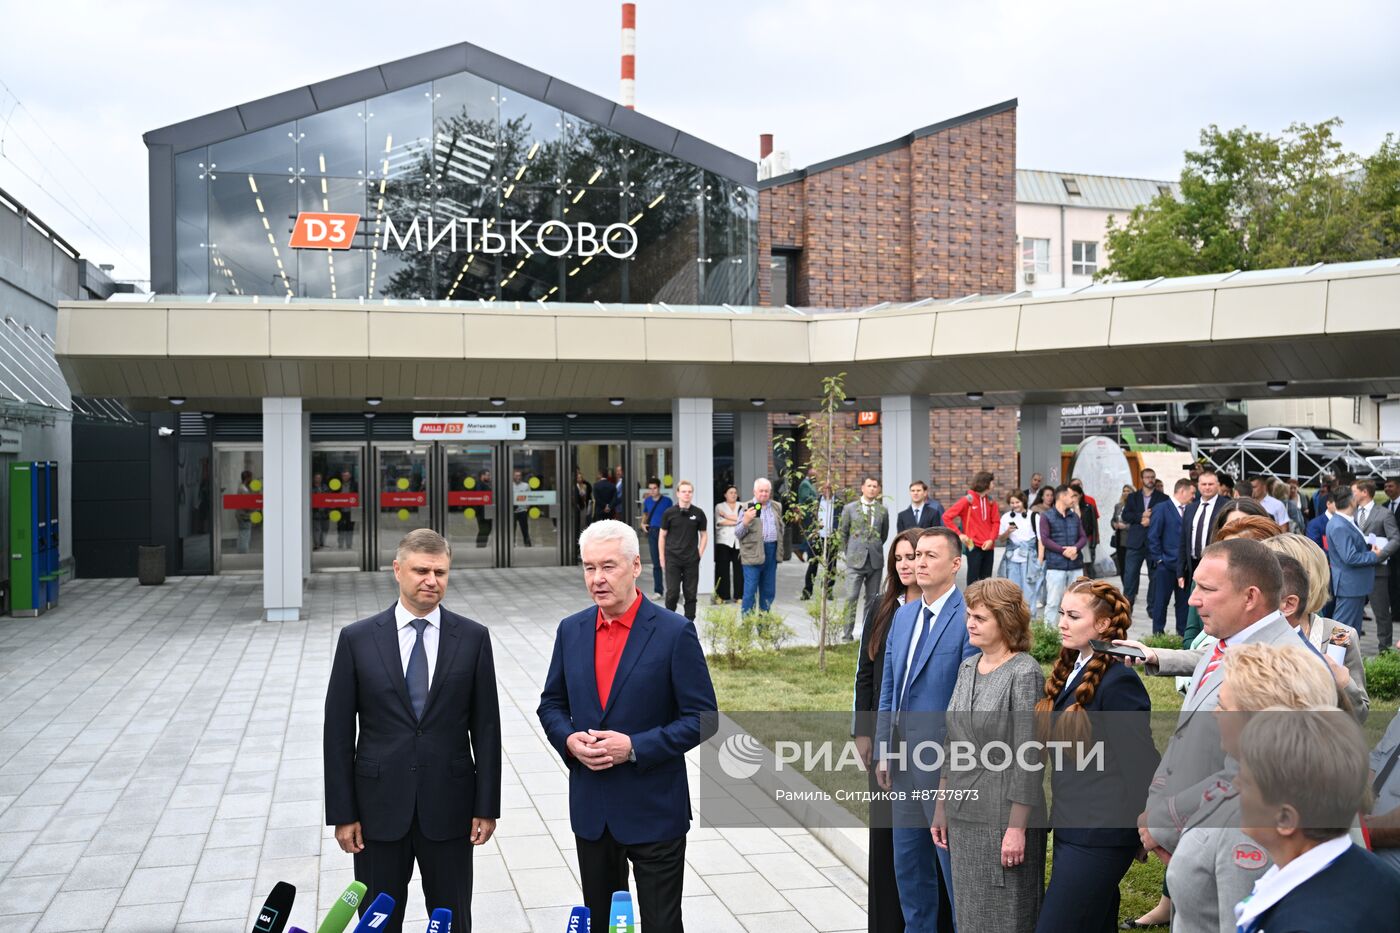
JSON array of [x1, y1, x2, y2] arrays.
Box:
[[1353, 478, 1400, 647], [1115, 538, 1298, 857], [839, 476, 889, 641]]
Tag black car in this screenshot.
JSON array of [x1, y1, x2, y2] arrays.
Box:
[[1203, 426, 1400, 482]]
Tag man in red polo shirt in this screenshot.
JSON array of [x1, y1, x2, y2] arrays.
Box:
[[537, 519, 718, 933]]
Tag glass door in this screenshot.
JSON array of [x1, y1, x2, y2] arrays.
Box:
[[507, 444, 562, 567], [632, 444, 673, 579], [312, 445, 366, 571], [214, 444, 263, 574], [375, 445, 431, 569], [442, 443, 498, 568]]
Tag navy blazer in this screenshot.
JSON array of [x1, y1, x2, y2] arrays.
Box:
[[1147, 499, 1185, 566], [323, 605, 502, 842], [537, 596, 718, 845], [1327, 514, 1378, 597], [1120, 489, 1169, 551], [1241, 844, 1400, 933], [1048, 659, 1158, 847], [896, 502, 942, 533]]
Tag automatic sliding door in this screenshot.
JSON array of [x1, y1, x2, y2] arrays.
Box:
[[443, 444, 498, 568], [507, 445, 562, 567], [214, 444, 262, 574], [311, 445, 365, 570], [375, 445, 431, 569]]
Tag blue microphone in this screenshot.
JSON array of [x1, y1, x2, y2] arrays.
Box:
[[427, 907, 452, 933], [350, 893, 396, 932], [564, 905, 589, 933], [607, 891, 633, 933]]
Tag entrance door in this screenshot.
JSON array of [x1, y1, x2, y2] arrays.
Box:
[[214, 444, 263, 573], [507, 444, 562, 567], [632, 443, 673, 578], [311, 445, 366, 571], [375, 445, 431, 569], [442, 443, 499, 568]]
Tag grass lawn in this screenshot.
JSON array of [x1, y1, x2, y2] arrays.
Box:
[[708, 642, 1396, 924]]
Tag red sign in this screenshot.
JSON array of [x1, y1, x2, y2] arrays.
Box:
[[1232, 844, 1266, 868], [447, 491, 494, 507], [417, 422, 463, 435], [222, 494, 264, 510], [312, 493, 359, 508], [380, 491, 427, 508], [857, 411, 880, 426], [289, 211, 360, 250]]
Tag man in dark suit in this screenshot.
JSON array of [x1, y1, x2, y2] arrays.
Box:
[[1326, 486, 1381, 633], [593, 469, 617, 521], [1352, 478, 1400, 648], [1147, 479, 1193, 635], [1119, 467, 1168, 611], [896, 480, 943, 533], [324, 529, 502, 933], [537, 519, 718, 933], [1176, 468, 1224, 594]]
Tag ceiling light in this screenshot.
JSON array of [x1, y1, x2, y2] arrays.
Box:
[[363, 411, 376, 419], [200, 411, 215, 420], [168, 396, 186, 406], [566, 412, 579, 419], [1370, 394, 1388, 402], [842, 397, 857, 407], [750, 398, 765, 407], [366, 396, 382, 406], [981, 405, 996, 412], [966, 391, 984, 402], [1105, 387, 1124, 397], [1226, 398, 1242, 405], [609, 398, 624, 407], [490, 397, 506, 407], [1267, 381, 1287, 392]]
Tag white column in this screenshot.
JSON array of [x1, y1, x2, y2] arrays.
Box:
[[880, 395, 931, 549], [673, 398, 715, 595], [301, 412, 311, 581], [734, 410, 769, 492], [1019, 404, 1063, 491], [263, 397, 306, 622]]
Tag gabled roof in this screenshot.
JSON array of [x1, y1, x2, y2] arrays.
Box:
[[1016, 170, 1179, 211], [143, 40, 755, 186]]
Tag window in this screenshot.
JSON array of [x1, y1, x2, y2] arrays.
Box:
[[770, 249, 799, 306], [1071, 240, 1098, 276], [1020, 238, 1050, 278], [1061, 176, 1081, 196]]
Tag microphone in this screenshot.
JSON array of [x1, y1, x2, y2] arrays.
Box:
[[350, 893, 396, 933], [427, 907, 452, 933], [288, 929, 310, 933], [564, 905, 589, 933], [316, 881, 368, 933], [608, 891, 633, 933], [253, 882, 295, 933]]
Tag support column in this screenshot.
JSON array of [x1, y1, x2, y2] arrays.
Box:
[[1020, 404, 1063, 492], [263, 397, 306, 622], [733, 410, 769, 496], [673, 398, 715, 595], [880, 395, 931, 549]]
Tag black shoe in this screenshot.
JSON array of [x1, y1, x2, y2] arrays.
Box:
[[1120, 921, 1167, 930]]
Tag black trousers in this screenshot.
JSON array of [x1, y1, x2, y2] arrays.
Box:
[[664, 555, 700, 620], [964, 547, 995, 585], [353, 812, 474, 933], [476, 517, 492, 547], [513, 511, 532, 546], [1034, 837, 1137, 933], [715, 543, 743, 601], [577, 830, 686, 933]]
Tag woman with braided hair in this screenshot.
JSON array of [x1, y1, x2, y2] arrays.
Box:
[[1033, 578, 1159, 933]]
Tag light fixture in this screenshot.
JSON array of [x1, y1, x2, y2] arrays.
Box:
[[1226, 398, 1242, 406], [1105, 387, 1124, 398], [168, 396, 186, 406], [966, 391, 984, 402], [200, 411, 214, 421], [566, 412, 579, 419], [490, 397, 506, 407], [981, 405, 995, 412], [842, 397, 857, 407], [1370, 393, 1388, 402], [366, 396, 382, 406], [363, 411, 376, 419], [609, 398, 624, 406], [750, 398, 765, 407], [1267, 380, 1287, 392]]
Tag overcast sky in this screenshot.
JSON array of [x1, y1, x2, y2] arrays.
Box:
[[1, 0, 1395, 283]]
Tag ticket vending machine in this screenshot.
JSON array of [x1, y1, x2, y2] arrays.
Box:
[[9, 460, 59, 616]]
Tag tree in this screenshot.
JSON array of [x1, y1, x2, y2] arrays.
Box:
[[1100, 119, 1400, 280]]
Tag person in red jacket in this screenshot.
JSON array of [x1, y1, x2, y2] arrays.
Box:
[[943, 471, 1000, 584]]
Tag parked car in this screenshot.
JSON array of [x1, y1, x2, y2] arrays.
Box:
[[1202, 426, 1400, 481]]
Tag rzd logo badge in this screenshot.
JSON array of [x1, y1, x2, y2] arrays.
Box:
[[289, 211, 360, 249]]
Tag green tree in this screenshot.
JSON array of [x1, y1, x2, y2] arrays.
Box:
[[1100, 119, 1399, 280]]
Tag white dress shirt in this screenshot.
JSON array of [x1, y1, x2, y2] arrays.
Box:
[[394, 601, 441, 687], [1233, 836, 1353, 931], [1191, 495, 1219, 558], [900, 584, 956, 707], [1064, 650, 1093, 695]]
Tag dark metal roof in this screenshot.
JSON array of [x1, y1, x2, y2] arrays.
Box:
[[757, 98, 1017, 190], [143, 40, 756, 186]]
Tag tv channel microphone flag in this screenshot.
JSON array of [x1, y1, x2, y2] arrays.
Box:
[[427, 907, 452, 933], [349, 893, 397, 932], [252, 882, 296, 933], [316, 881, 368, 933], [564, 905, 590, 933], [608, 892, 634, 933]]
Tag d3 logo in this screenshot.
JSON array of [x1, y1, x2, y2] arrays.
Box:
[[289, 211, 360, 249]]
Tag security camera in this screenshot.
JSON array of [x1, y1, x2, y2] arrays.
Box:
[[157, 427, 174, 437]]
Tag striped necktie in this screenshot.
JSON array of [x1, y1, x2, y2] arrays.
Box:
[[1193, 639, 1227, 697]]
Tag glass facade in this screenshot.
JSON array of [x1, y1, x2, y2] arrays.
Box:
[[173, 73, 756, 304]]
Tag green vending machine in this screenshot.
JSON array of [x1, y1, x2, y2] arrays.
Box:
[[10, 460, 58, 617]]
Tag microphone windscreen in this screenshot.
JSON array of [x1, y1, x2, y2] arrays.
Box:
[[427, 906, 453, 933], [607, 891, 634, 933], [253, 882, 296, 933], [349, 893, 397, 933], [564, 905, 589, 933], [315, 881, 368, 933]]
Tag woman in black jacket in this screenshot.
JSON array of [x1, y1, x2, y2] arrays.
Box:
[[852, 527, 923, 933]]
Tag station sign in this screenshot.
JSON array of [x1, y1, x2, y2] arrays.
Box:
[[289, 212, 360, 249], [412, 417, 526, 441], [286, 212, 639, 259]]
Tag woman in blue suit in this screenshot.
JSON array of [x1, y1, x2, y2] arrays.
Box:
[[1033, 578, 1158, 933]]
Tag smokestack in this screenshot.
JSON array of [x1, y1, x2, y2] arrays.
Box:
[[621, 3, 636, 109], [759, 134, 774, 159]]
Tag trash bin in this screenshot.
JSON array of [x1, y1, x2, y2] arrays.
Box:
[[138, 545, 166, 586]]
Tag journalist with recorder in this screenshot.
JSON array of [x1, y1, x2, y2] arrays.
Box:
[[324, 529, 502, 933]]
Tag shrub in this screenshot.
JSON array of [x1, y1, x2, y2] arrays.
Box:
[[1030, 624, 1063, 664], [1364, 650, 1400, 701], [702, 605, 794, 667], [1143, 632, 1185, 651], [748, 609, 795, 651]]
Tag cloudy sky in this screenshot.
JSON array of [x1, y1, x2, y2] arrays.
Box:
[[1, 0, 1394, 283]]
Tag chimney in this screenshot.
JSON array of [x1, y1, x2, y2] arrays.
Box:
[[759, 134, 774, 160], [621, 4, 636, 109]]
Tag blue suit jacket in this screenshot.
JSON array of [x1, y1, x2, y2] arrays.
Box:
[[1121, 489, 1169, 551], [1147, 500, 1184, 566], [876, 587, 976, 763], [1241, 844, 1400, 933], [1327, 514, 1377, 597], [536, 596, 718, 845]]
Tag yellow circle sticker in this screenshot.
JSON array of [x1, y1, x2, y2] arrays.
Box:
[[249, 479, 263, 493], [329, 509, 342, 523], [663, 474, 673, 487], [328, 477, 342, 491], [250, 511, 263, 524], [396, 477, 410, 490], [464, 477, 476, 489], [464, 507, 475, 519], [528, 506, 542, 519], [528, 476, 541, 489], [397, 508, 411, 521]]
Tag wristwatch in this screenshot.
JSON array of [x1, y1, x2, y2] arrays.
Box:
[[627, 747, 637, 763]]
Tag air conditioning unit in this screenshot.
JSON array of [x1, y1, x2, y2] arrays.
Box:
[[1025, 271, 1037, 284]]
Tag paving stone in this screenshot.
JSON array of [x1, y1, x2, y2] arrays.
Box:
[[33, 887, 119, 932]]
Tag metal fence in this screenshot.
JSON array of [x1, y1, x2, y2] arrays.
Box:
[[1189, 437, 1400, 486]]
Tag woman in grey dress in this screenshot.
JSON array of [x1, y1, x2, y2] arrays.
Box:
[[931, 578, 1047, 933]]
